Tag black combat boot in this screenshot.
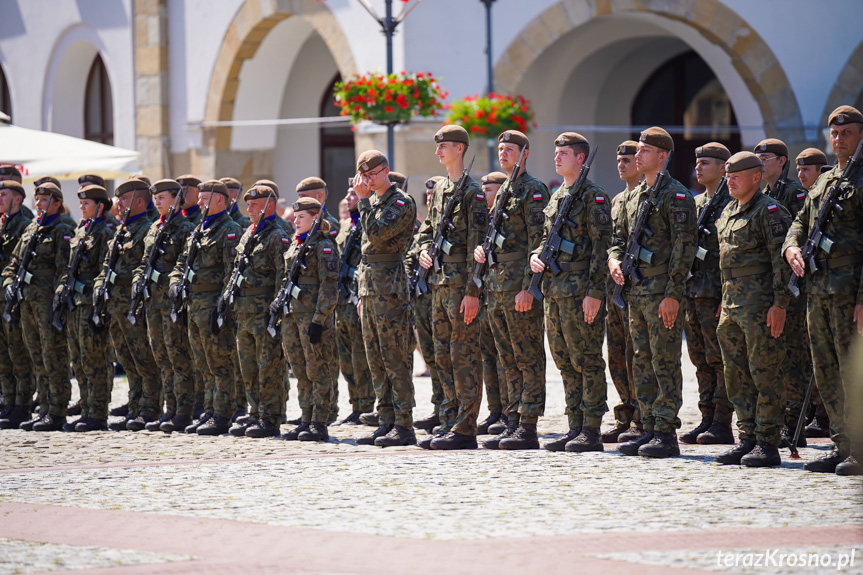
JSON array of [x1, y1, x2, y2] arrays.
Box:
[[196, 414, 230, 436], [714, 440, 756, 464], [803, 447, 846, 473], [246, 419, 280, 438], [414, 412, 440, 432], [543, 427, 581, 452], [618, 430, 654, 456], [298, 422, 329, 442], [67, 400, 82, 416], [486, 414, 509, 436], [477, 412, 501, 435], [231, 409, 248, 423], [696, 421, 735, 444], [337, 411, 362, 425], [804, 415, 830, 438], [680, 418, 712, 444], [281, 422, 311, 441], [741, 441, 782, 467], [192, 402, 205, 420], [19, 412, 44, 431], [0, 405, 31, 429], [32, 414, 66, 432], [0, 404, 11, 420], [359, 412, 379, 426], [109, 415, 134, 431], [483, 415, 518, 449], [109, 403, 129, 417], [499, 423, 539, 450], [75, 418, 107, 432], [375, 425, 416, 447], [229, 418, 253, 436], [779, 426, 807, 449], [356, 423, 393, 445], [600, 423, 630, 443], [431, 431, 478, 450], [184, 413, 211, 434], [126, 415, 155, 432], [638, 430, 680, 458], [161, 413, 191, 433], [146, 413, 173, 432], [418, 431, 445, 450], [63, 417, 85, 432], [835, 456, 863, 476], [565, 427, 604, 453], [617, 425, 645, 444]]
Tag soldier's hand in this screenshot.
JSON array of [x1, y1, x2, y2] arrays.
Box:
[[460, 295, 479, 325], [308, 322, 324, 344], [52, 289, 63, 311], [658, 297, 679, 329], [168, 283, 181, 304], [474, 245, 486, 264], [268, 298, 282, 319], [855, 304, 863, 335], [529, 254, 545, 274], [766, 305, 786, 338], [514, 289, 533, 312], [353, 173, 371, 199], [583, 295, 601, 325], [785, 246, 805, 278], [418, 250, 433, 270], [608, 258, 625, 285]]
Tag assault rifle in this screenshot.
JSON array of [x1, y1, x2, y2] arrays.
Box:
[[2, 210, 47, 323], [90, 203, 134, 329], [687, 176, 728, 279], [337, 220, 362, 306], [51, 218, 96, 332], [170, 192, 214, 324]]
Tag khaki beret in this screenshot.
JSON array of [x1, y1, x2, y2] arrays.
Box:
[[434, 125, 470, 145], [725, 151, 762, 174], [34, 176, 60, 188], [357, 150, 387, 173], [78, 174, 105, 188], [150, 179, 181, 195], [753, 138, 787, 158], [199, 180, 229, 197], [78, 184, 111, 207], [481, 172, 507, 185], [616, 140, 638, 156], [425, 176, 445, 189], [554, 132, 588, 147], [0, 180, 25, 198], [254, 179, 280, 197], [116, 178, 150, 197], [498, 130, 529, 149], [34, 182, 63, 201], [388, 171, 407, 186], [219, 177, 242, 190], [639, 127, 674, 152], [796, 148, 828, 166], [127, 173, 151, 186], [296, 177, 327, 193], [176, 174, 202, 188], [243, 184, 277, 202], [828, 105, 863, 126], [695, 142, 731, 161], [292, 196, 322, 213], [0, 165, 22, 183]]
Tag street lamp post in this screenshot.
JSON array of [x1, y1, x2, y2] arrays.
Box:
[[481, 0, 497, 171]]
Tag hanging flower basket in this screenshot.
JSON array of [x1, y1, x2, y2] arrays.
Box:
[[334, 71, 447, 126], [444, 93, 536, 137]]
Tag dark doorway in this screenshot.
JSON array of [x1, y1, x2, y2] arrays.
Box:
[[84, 55, 113, 145], [320, 74, 355, 217], [0, 64, 11, 120], [632, 50, 741, 191]]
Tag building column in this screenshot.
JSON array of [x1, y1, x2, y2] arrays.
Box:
[[134, 0, 170, 180]]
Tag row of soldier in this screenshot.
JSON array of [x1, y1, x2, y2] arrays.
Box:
[[0, 105, 859, 475]]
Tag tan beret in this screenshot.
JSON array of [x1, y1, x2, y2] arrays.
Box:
[[127, 173, 151, 186], [0, 165, 22, 183], [176, 174, 202, 188], [498, 130, 529, 150], [388, 171, 407, 186], [554, 132, 588, 147], [481, 172, 507, 185], [292, 196, 322, 213], [639, 127, 674, 152], [296, 177, 327, 193], [796, 148, 828, 166], [78, 174, 105, 188], [425, 176, 445, 189], [725, 151, 762, 174], [150, 179, 181, 195], [254, 179, 279, 197], [78, 184, 112, 207], [0, 180, 25, 198], [753, 138, 788, 157], [828, 105, 863, 126], [198, 180, 229, 197], [616, 140, 638, 156], [434, 125, 470, 145], [243, 184, 277, 202], [219, 177, 242, 190], [35, 182, 63, 201], [34, 176, 60, 188], [116, 178, 149, 197], [695, 142, 731, 161], [357, 150, 387, 173]]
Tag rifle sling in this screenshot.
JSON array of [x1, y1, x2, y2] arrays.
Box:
[[493, 251, 527, 263], [361, 254, 403, 264]]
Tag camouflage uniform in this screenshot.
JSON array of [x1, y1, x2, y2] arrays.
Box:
[[479, 300, 507, 413], [416, 174, 488, 435], [323, 210, 342, 423], [180, 205, 207, 411], [533, 180, 611, 430], [2, 213, 74, 417], [226, 205, 252, 415], [608, 178, 697, 433], [357, 184, 417, 428], [716, 192, 792, 446], [0, 209, 34, 408], [482, 172, 549, 424]]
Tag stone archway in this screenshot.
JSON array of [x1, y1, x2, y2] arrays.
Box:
[[822, 40, 863, 127]]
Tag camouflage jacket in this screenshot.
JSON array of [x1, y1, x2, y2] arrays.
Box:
[[282, 230, 339, 326], [764, 177, 808, 219], [606, 191, 627, 297], [225, 215, 291, 314], [2, 213, 74, 299], [57, 218, 113, 307], [323, 210, 341, 243], [93, 212, 155, 314], [132, 213, 196, 310], [182, 205, 203, 226], [484, 171, 549, 293], [532, 179, 611, 300], [608, 176, 697, 301], [686, 186, 732, 299], [0, 210, 33, 293], [717, 190, 792, 310], [335, 216, 362, 305], [783, 163, 863, 303], [356, 185, 417, 298], [230, 205, 252, 230], [416, 175, 488, 297]]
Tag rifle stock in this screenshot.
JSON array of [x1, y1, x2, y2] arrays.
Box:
[[3, 210, 47, 323], [91, 203, 134, 329]]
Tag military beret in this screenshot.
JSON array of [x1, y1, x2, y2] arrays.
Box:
[[116, 178, 149, 197], [639, 127, 674, 152], [34, 182, 63, 201], [219, 177, 242, 190], [498, 130, 529, 149], [198, 180, 229, 197], [34, 176, 60, 188], [554, 132, 588, 147], [176, 174, 202, 188], [357, 150, 387, 173], [78, 174, 105, 188], [296, 177, 327, 193], [616, 140, 638, 156], [695, 142, 731, 161], [243, 184, 277, 202], [481, 172, 507, 185], [796, 148, 828, 166], [292, 196, 322, 213], [78, 184, 112, 207], [753, 138, 788, 158], [828, 105, 863, 126], [388, 171, 407, 186], [725, 151, 762, 174], [254, 179, 280, 197], [425, 176, 445, 189], [150, 179, 181, 195], [0, 165, 22, 183], [434, 125, 470, 145], [127, 173, 151, 186], [0, 180, 25, 198]]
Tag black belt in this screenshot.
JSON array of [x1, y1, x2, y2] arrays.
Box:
[[814, 253, 863, 270], [440, 252, 468, 263], [721, 263, 771, 281], [638, 264, 668, 278], [362, 254, 404, 264]]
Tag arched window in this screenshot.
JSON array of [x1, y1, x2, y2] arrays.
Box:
[[0, 64, 11, 120], [84, 56, 113, 145], [319, 73, 355, 214]]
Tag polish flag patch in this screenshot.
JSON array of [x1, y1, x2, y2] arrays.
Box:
[[395, 199, 405, 207], [767, 204, 778, 212], [63, 235, 71, 241], [476, 194, 485, 201], [227, 233, 237, 240], [675, 193, 686, 199], [323, 247, 332, 254], [330, 230, 338, 237], [796, 192, 806, 200], [281, 237, 291, 244], [595, 197, 605, 203], [533, 193, 543, 201]]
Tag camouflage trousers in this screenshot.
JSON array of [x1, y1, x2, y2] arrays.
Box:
[[19, 297, 70, 417], [187, 307, 235, 420], [237, 309, 284, 426], [232, 324, 247, 414], [431, 285, 482, 436], [361, 293, 415, 428], [108, 311, 159, 418], [147, 306, 195, 417], [414, 292, 443, 413], [335, 302, 375, 413], [684, 296, 733, 424], [628, 295, 683, 433], [0, 307, 34, 407], [605, 297, 638, 427], [717, 304, 786, 446], [486, 290, 546, 424], [281, 312, 335, 424], [545, 295, 608, 429], [807, 294, 858, 454], [480, 304, 507, 413], [783, 295, 812, 428], [67, 305, 112, 420]]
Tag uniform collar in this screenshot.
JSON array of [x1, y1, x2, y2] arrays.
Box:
[[202, 210, 226, 230]]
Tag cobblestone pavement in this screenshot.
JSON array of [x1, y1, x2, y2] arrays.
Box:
[[0, 341, 860, 575]]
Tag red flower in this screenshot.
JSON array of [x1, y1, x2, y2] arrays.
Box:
[[385, 105, 394, 113]]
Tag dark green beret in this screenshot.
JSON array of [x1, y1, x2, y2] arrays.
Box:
[[244, 184, 277, 202], [34, 176, 60, 188], [254, 179, 280, 197], [481, 172, 507, 185], [78, 184, 112, 208], [116, 178, 149, 197], [127, 173, 151, 186], [0, 165, 22, 183], [35, 182, 63, 201], [435, 125, 470, 145], [357, 150, 387, 173], [425, 176, 444, 189], [828, 105, 863, 126], [296, 177, 327, 193], [696, 142, 731, 161], [293, 197, 322, 212], [725, 151, 762, 174], [388, 171, 407, 186], [219, 177, 242, 190], [199, 180, 229, 197], [498, 130, 529, 150], [616, 140, 638, 156], [554, 132, 588, 147], [639, 127, 674, 152], [796, 148, 828, 166], [753, 138, 787, 158], [78, 174, 105, 188], [0, 180, 25, 198], [150, 179, 181, 195], [176, 174, 202, 188]]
